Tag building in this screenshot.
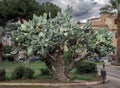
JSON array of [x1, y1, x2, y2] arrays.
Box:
[[88, 14, 117, 31], [88, 14, 117, 48]]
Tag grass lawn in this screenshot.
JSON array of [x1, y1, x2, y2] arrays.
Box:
[[69, 68, 101, 82], [0, 61, 101, 82], [0, 61, 47, 78], [96, 62, 104, 65]]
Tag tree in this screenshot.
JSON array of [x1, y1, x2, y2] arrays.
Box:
[[0, 33, 3, 63], [0, 0, 61, 27], [11, 7, 114, 82], [42, 2, 61, 18], [100, 0, 120, 64]]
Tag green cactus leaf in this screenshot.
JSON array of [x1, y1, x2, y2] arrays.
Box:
[[27, 46, 33, 56], [32, 35, 38, 40], [64, 44, 69, 52]]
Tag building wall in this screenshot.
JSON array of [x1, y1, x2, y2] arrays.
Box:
[[105, 16, 117, 31]]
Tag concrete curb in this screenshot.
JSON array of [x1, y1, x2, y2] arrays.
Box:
[[85, 79, 110, 86], [0, 79, 110, 87], [111, 66, 120, 68]]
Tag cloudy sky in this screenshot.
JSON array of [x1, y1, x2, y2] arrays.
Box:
[[37, 0, 109, 22]]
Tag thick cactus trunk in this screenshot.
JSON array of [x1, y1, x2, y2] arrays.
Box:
[[55, 55, 68, 82], [45, 58, 56, 79]]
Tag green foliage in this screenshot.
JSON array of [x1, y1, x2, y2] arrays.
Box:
[[3, 46, 14, 61], [12, 66, 25, 79], [41, 2, 61, 18], [0, 61, 46, 78], [100, 0, 120, 14], [70, 75, 92, 81], [75, 60, 97, 74], [3, 45, 12, 54], [63, 51, 72, 61], [0, 0, 61, 27], [12, 66, 34, 79], [0, 69, 6, 81], [40, 68, 50, 76], [12, 6, 114, 58], [89, 29, 115, 57], [24, 67, 34, 79]]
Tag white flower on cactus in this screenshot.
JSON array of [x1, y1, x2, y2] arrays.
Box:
[[45, 39, 49, 42], [60, 27, 67, 32], [24, 33, 28, 36], [21, 24, 26, 29], [30, 26, 33, 29], [38, 32, 44, 37], [64, 32, 68, 37]]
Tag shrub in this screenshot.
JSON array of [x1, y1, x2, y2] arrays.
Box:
[[12, 66, 25, 79], [23, 67, 34, 79], [12, 66, 34, 79], [40, 68, 50, 76], [0, 69, 6, 81], [2, 54, 14, 61], [3, 46, 12, 54], [75, 60, 97, 74], [6, 55, 14, 61]]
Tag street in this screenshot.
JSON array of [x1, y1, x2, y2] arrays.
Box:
[[91, 65, 120, 88]]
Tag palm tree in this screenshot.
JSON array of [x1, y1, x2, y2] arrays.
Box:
[[100, 0, 120, 64]]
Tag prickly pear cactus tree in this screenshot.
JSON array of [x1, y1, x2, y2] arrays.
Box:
[[11, 6, 114, 81]]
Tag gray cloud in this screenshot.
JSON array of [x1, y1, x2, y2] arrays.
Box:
[[36, 0, 109, 21]]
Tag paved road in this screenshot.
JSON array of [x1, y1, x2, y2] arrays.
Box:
[[90, 65, 120, 88], [98, 65, 120, 79]]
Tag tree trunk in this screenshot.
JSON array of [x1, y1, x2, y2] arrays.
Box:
[[55, 55, 68, 82], [45, 58, 56, 79], [14, 54, 18, 62], [64, 61, 74, 77], [0, 43, 3, 64], [117, 15, 120, 64]]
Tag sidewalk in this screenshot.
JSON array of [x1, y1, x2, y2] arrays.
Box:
[[111, 65, 120, 68], [0, 80, 109, 87]]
